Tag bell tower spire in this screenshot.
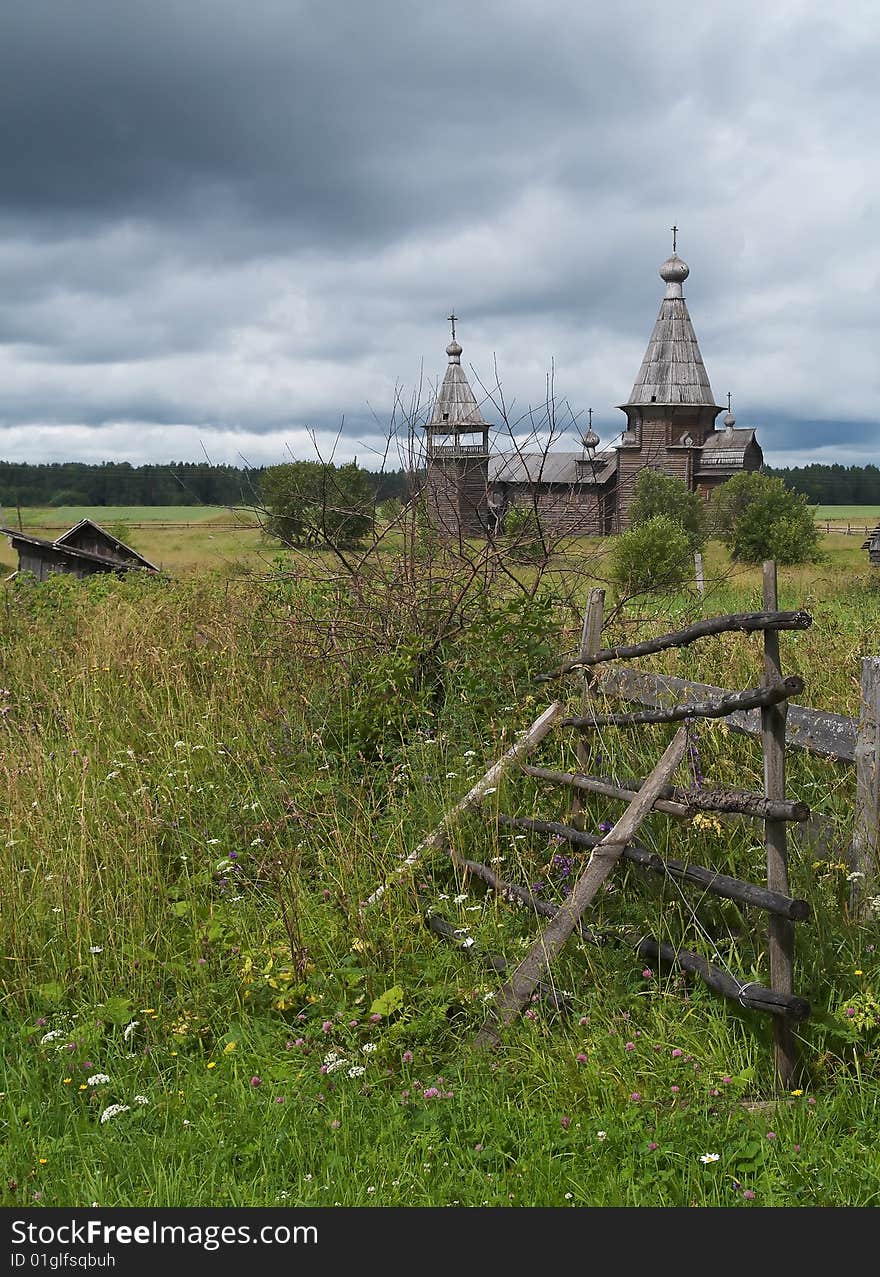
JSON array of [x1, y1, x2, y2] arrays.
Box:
[[424, 318, 491, 538]]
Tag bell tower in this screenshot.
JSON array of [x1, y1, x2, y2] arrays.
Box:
[[424, 315, 491, 537]]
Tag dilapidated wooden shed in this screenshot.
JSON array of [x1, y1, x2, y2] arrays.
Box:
[[4, 518, 160, 581]]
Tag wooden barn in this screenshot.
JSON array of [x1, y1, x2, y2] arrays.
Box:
[[424, 238, 763, 539], [4, 518, 160, 581]]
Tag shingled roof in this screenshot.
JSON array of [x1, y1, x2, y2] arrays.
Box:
[[427, 329, 491, 430], [623, 253, 720, 409]]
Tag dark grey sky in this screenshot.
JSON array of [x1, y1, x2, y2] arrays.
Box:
[[0, 0, 877, 468]]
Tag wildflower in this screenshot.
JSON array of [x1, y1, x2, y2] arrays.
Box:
[[855, 969, 864, 976], [445, 772, 458, 779], [322, 1021, 333, 1033], [671, 1085, 680, 1094], [87, 1074, 110, 1086], [63, 1077, 72, 1085], [560, 1116, 571, 1130], [625, 1042, 635, 1052], [133, 1095, 149, 1105], [330, 1120, 341, 1129], [207, 1062, 216, 1070], [223, 1042, 237, 1054], [402, 1051, 413, 1064], [699, 1153, 720, 1164], [40, 1029, 64, 1045], [99, 1104, 130, 1123], [765, 1131, 776, 1140], [423, 1087, 440, 1098], [579, 1016, 588, 1026], [370, 1013, 382, 1024], [648, 1142, 658, 1151], [79, 1084, 87, 1092], [743, 1189, 755, 1200], [89, 946, 103, 954], [123, 1020, 140, 1043], [366, 1186, 375, 1194], [275, 1096, 285, 1103], [347, 1066, 365, 1078], [596, 1131, 606, 1141], [721, 1076, 732, 1084], [845, 1008, 856, 1017], [564, 1191, 573, 1200], [629, 1092, 642, 1102], [791, 1089, 804, 1097], [362, 1043, 376, 1054], [576, 1053, 588, 1064], [641, 968, 653, 979], [524, 1009, 537, 1021], [38, 1159, 48, 1165], [671, 1048, 682, 1058]]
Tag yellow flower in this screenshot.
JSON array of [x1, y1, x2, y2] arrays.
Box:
[[791, 1089, 804, 1097], [38, 1159, 48, 1165], [63, 1078, 72, 1085], [855, 970, 864, 976], [79, 1084, 87, 1091], [223, 1042, 236, 1054], [170, 1051, 178, 1057], [207, 1061, 216, 1069]]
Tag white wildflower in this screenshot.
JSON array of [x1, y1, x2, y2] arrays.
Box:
[[347, 1065, 365, 1078], [250, 837, 263, 847], [325, 1059, 349, 1074], [483, 786, 497, 795], [132, 1095, 149, 1105], [207, 839, 221, 845], [105, 771, 120, 781], [123, 1021, 140, 1042], [846, 871, 866, 882], [463, 751, 477, 758], [445, 772, 458, 779], [89, 946, 103, 954], [174, 741, 187, 748], [40, 1029, 64, 1044], [87, 1073, 111, 1086], [361, 1042, 377, 1054], [453, 894, 468, 904], [700, 1153, 720, 1164], [597, 1131, 607, 1141], [99, 1104, 130, 1123], [52, 907, 62, 913], [323, 1051, 339, 1066]]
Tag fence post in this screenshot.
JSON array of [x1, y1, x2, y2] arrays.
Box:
[[694, 551, 705, 597], [570, 588, 605, 825], [761, 561, 798, 1090], [851, 657, 880, 918]]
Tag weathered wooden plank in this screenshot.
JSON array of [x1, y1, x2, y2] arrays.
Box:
[[520, 764, 810, 822], [536, 610, 812, 680], [571, 588, 605, 825], [595, 665, 856, 762], [851, 657, 880, 915], [473, 728, 688, 1049], [635, 938, 810, 1020], [496, 813, 810, 921], [564, 677, 803, 729], [762, 562, 797, 1090]]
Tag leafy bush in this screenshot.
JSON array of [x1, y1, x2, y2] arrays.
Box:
[[711, 472, 821, 564], [501, 502, 547, 564], [261, 460, 374, 547], [628, 468, 707, 551], [610, 515, 693, 595]]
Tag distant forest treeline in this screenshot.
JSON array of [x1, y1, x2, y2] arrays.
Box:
[[0, 461, 412, 509], [0, 459, 878, 509]]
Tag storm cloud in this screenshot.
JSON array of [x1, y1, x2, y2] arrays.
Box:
[[0, 0, 877, 467]]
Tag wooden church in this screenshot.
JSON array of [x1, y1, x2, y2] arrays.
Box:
[[424, 239, 763, 537]]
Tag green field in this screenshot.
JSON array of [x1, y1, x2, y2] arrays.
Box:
[[1, 524, 879, 1207], [813, 505, 880, 523]]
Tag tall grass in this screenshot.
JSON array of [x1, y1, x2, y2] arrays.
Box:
[[1, 545, 879, 1207]]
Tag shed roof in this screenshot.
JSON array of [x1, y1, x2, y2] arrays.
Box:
[[696, 426, 761, 471], [3, 524, 160, 573], [54, 518, 160, 571], [623, 253, 719, 409]]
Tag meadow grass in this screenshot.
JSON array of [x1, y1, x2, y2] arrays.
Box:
[[1, 535, 879, 1207]]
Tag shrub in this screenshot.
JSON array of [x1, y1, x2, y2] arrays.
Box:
[[628, 468, 706, 551], [610, 515, 693, 595], [260, 461, 374, 548], [711, 472, 821, 564], [500, 502, 547, 564]]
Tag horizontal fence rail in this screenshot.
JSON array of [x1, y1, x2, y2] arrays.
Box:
[[595, 666, 857, 762]]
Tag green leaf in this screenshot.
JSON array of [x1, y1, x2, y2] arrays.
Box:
[[36, 980, 64, 1005], [170, 900, 190, 917], [369, 985, 404, 1018], [100, 995, 133, 1025]]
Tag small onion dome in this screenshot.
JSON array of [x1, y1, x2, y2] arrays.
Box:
[[446, 339, 463, 360], [659, 254, 690, 284], [723, 411, 736, 428], [581, 429, 600, 450]]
